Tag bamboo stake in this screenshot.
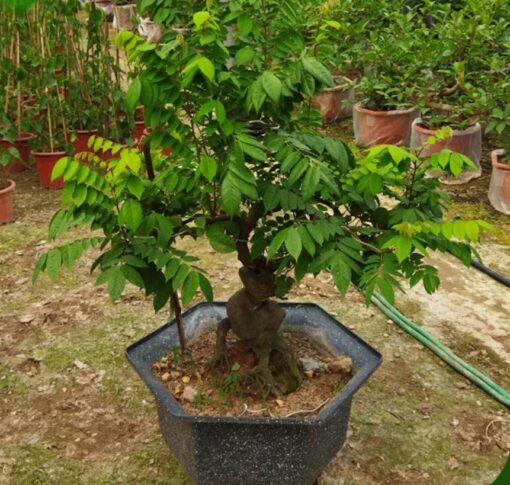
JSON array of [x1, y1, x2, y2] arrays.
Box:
[[16, 28, 22, 136], [40, 22, 54, 152]]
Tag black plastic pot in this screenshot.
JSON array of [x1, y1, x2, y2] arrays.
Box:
[[126, 303, 382, 485]]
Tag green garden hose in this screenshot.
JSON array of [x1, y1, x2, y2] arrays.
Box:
[[371, 292, 510, 408]]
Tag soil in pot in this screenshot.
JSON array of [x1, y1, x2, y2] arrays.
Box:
[[73, 129, 99, 155], [152, 329, 353, 419], [411, 119, 482, 185], [353, 103, 418, 147], [34, 151, 66, 189], [0, 179, 15, 224], [489, 149, 510, 215], [0, 133, 34, 173]]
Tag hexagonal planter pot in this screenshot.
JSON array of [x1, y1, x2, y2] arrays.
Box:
[[126, 303, 382, 485]]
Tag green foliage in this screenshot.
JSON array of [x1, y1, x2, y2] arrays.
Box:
[[36, 0, 492, 316]]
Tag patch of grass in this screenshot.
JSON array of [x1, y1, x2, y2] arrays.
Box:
[[7, 443, 94, 485], [0, 364, 28, 396], [447, 201, 510, 246], [122, 440, 192, 485]]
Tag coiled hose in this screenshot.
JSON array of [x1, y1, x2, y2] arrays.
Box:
[[371, 291, 510, 408]]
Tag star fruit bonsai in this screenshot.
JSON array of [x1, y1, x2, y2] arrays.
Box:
[[34, 0, 492, 396]]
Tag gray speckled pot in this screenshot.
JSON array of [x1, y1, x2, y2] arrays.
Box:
[[126, 303, 382, 485]]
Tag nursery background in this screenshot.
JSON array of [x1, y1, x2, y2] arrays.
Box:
[[0, 0, 509, 484]]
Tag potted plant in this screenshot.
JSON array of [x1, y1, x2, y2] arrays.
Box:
[[0, 144, 17, 224], [353, 8, 421, 146], [0, 7, 36, 172], [113, 0, 137, 30], [486, 89, 510, 215], [67, 2, 129, 154], [410, 1, 508, 183], [34, 1, 492, 483]]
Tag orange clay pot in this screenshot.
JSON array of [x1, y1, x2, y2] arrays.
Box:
[[0, 132, 34, 173], [353, 104, 418, 147], [34, 151, 66, 189], [489, 149, 510, 215], [411, 121, 482, 185], [0, 179, 15, 224], [72, 129, 99, 155]]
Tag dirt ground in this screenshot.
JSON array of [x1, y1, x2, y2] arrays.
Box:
[[1, 123, 509, 484]]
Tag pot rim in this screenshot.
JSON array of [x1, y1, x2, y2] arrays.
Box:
[[491, 149, 510, 171], [0, 179, 15, 195], [354, 103, 417, 117], [413, 121, 481, 136], [1, 132, 35, 143], [33, 150, 67, 157], [126, 301, 382, 427], [75, 129, 99, 135]]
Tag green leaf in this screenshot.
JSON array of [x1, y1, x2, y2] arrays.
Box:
[[127, 175, 144, 200], [121, 265, 145, 288], [46, 248, 61, 282], [221, 174, 241, 215], [197, 57, 215, 81], [98, 267, 126, 302], [263, 185, 280, 211], [267, 228, 289, 259], [51, 156, 69, 181], [199, 273, 213, 302], [206, 223, 236, 253], [172, 264, 189, 290], [63, 160, 80, 181], [237, 14, 253, 36], [395, 236, 413, 263], [302, 57, 333, 87], [72, 185, 88, 207], [199, 155, 218, 181], [260, 71, 282, 104], [285, 228, 302, 260], [235, 46, 255, 65], [331, 255, 351, 295], [465, 221, 479, 242], [119, 199, 143, 232], [377, 278, 395, 303], [193, 11, 210, 27], [126, 77, 141, 112], [181, 271, 200, 305], [32, 253, 47, 283]]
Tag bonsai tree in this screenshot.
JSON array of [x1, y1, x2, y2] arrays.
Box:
[[35, 0, 491, 396]]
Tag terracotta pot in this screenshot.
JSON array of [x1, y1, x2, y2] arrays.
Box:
[[312, 84, 355, 123], [132, 120, 146, 141], [353, 104, 418, 147], [0, 179, 15, 224], [0, 132, 34, 173], [34, 151, 66, 189], [73, 129, 99, 154], [113, 4, 137, 30], [411, 120, 482, 185], [488, 149, 510, 215]]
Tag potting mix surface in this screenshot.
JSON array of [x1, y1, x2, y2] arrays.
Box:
[[152, 330, 353, 419]]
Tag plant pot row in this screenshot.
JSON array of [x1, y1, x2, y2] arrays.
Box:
[[353, 104, 483, 184]]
